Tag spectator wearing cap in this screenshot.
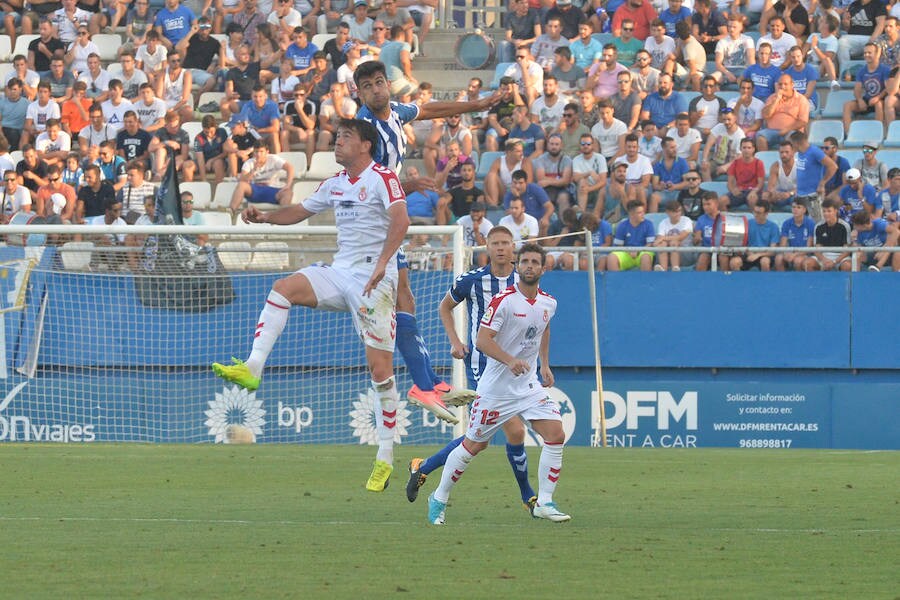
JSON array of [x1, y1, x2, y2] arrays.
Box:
[[177, 17, 221, 95], [343, 0, 375, 45], [153, 0, 197, 51], [268, 0, 304, 35], [854, 142, 889, 191], [232, 84, 282, 153], [337, 40, 374, 101], [840, 168, 879, 219], [299, 51, 339, 111]]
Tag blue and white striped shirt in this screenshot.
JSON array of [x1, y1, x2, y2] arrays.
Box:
[[448, 265, 518, 384], [356, 101, 419, 174]]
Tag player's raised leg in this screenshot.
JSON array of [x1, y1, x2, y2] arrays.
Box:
[[212, 273, 318, 390]]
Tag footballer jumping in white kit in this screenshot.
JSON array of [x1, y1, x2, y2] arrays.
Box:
[[212, 118, 411, 492], [427, 243, 571, 525]]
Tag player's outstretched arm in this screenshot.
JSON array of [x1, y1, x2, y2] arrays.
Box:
[[242, 203, 315, 225], [364, 202, 410, 296], [438, 293, 467, 359], [416, 89, 504, 121], [476, 325, 529, 375], [539, 325, 553, 388]]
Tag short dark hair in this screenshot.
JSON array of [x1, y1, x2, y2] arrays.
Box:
[[511, 169, 528, 181], [353, 60, 387, 88], [338, 118, 381, 158], [518, 242, 547, 265]]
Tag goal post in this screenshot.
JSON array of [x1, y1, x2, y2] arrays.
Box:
[[0, 224, 469, 445]]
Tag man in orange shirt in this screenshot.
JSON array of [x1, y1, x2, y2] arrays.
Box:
[[60, 81, 92, 137], [34, 164, 77, 223], [757, 74, 809, 151]]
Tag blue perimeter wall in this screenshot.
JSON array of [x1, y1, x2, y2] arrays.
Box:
[[1, 247, 898, 449]]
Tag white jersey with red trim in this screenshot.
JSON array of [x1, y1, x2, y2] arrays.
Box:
[[302, 161, 406, 276], [477, 283, 556, 399]]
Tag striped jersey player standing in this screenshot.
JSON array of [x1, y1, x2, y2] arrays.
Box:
[[211, 119, 410, 492], [352, 61, 503, 441], [427, 243, 571, 525], [406, 226, 539, 513]]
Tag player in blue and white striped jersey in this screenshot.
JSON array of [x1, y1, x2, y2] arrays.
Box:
[[406, 226, 538, 514], [352, 61, 504, 420]]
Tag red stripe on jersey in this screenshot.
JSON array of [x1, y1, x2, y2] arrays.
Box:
[[371, 163, 406, 203], [480, 285, 518, 327]]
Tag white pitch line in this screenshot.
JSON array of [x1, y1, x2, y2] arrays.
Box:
[[0, 516, 896, 533]]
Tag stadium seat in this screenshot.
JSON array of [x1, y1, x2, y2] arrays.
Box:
[[755, 150, 779, 171], [180, 181, 212, 209], [11, 34, 38, 60], [92, 34, 123, 62], [181, 121, 203, 152], [9, 150, 22, 165], [680, 91, 701, 105], [195, 91, 225, 120], [305, 151, 340, 180], [59, 241, 94, 271], [249, 241, 291, 271], [591, 33, 614, 46], [311, 33, 335, 50], [879, 150, 900, 169], [701, 181, 730, 197], [106, 62, 122, 77], [645, 212, 667, 230], [489, 62, 513, 89], [211, 181, 239, 210], [198, 211, 233, 241], [843, 121, 883, 148], [820, 90, 854, 119], [884, 121, 900, 148], [839, 60, 866, 84], [279, 151, 308, 180], [809, 120, 844, 146], [292, 180, 322, 205], [475, 151, 502, 181], [215, 241, 252, 271], [0, 63, 13, 86], [0, 34, 11, 61], [768, 213, 791, 228], [841, 149, 864, 166], [718, 91, 739, 104]]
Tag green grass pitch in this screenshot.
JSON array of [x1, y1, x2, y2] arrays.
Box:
[[1, 444, 896, 599]]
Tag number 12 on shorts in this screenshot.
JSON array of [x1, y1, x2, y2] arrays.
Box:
[[477, 410, 499, 425]]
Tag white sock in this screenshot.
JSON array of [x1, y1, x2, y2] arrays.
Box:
[[434, 443, 475, 503], [246, 290, 290, 377], [537, 441, 564, 506], [372, 377, 399, 464]]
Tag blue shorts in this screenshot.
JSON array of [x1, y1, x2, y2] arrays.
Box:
[[250, 184, 280, 204]]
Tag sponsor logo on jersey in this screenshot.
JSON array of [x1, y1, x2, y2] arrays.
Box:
[[525, 325, 538, 340], [513, 312, 527, 317], [388, 177, 402, 199], [481, 305, 494, 324]]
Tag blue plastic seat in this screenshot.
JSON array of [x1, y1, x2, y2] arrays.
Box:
[[809, 120, 844, 146], [844, 121, 884, 148], [883, 121, 900, 148], [490, 63, 513, 90], [755, 151, 780, 172], [820, 90, 855, 119], [475, 151, 503, 181]]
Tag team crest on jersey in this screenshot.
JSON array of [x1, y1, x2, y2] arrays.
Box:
[[543, 309, 549, 322], [358, 186, 367, 201]]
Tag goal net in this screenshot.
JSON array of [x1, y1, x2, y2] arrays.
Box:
[[0, 224, 469, 446]]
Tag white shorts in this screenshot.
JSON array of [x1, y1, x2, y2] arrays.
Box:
[[298, 263, 397, 352], [813, 253, 849, 269], [465, 392, 561, 443]]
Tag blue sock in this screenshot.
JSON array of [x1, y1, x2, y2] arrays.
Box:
[[395, 312, 435, 391], [506, 443, 535, 503], [420, 436, 463, 475]]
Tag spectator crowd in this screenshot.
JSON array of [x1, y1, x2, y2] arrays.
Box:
[[0, 0, 898, 272]]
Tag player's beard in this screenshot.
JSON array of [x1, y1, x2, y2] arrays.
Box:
[[519, 270, 542, 286]]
